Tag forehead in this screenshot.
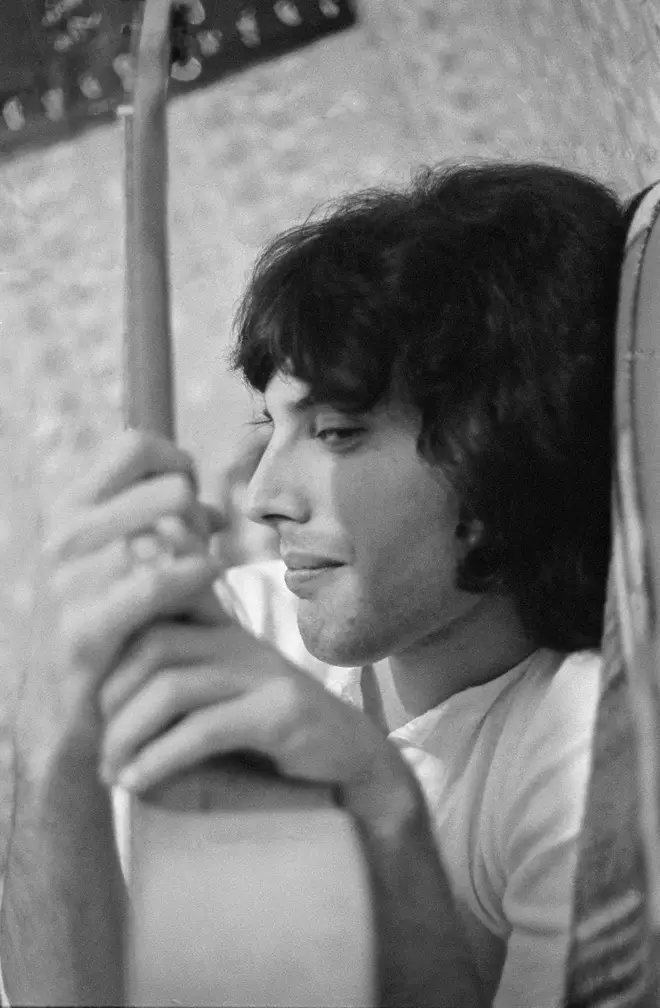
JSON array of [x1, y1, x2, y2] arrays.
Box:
[[262, 372, 417, 423], [263, 373, 314, 412]]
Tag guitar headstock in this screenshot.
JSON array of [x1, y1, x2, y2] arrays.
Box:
[[1, 1, 356, 157], [121, 0, 357, 97]]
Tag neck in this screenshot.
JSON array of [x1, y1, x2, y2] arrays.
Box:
[[375, 594, 538, 731]]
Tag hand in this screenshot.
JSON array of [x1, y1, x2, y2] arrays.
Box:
[[98, 618, 417, 818], [28, 430, 228, 744]]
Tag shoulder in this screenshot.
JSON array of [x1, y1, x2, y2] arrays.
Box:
[[493, 648, 602, 864], [509, 649, 602, 770], [485, 651, 603, 1006]]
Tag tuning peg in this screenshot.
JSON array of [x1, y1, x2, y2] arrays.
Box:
[[53, 33, 74, 52], [2, 98, 26, 131], [79, 73, 103, 100], [171, 56, 202, 81], [198, 29, 223, 57], [273, 1, 302, 27], [237, 9, 261, 47], [185, 0, 206, 26], [113, 54, 135, 92], [41, 88, 65, 122]]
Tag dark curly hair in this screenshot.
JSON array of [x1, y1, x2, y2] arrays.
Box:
[[230, 160, 631, 653]]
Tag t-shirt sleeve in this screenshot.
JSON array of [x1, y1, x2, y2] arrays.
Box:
[[493, 653, 602, 1008]]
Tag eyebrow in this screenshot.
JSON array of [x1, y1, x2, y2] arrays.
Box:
[[260, 392, 371, 424], [260, 393, 323, 421]]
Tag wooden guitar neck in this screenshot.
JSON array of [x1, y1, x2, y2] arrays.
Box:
[[121, 3, 374, 1004]]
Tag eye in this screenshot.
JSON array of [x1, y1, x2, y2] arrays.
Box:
[[313, 425, 365, 447], [248, 412, 273, 430]]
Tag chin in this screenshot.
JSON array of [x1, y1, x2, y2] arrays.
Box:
[[297, 615, 382, 668]]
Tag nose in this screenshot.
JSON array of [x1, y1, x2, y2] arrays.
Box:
[[241, 440, 309, 530]]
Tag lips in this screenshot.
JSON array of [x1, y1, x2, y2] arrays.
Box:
[[283, 564, 343, 596], [281, 552, 345, 598], [281, 551, 345, 572]]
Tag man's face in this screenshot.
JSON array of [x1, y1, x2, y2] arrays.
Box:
[[242, 374, 480, 666]]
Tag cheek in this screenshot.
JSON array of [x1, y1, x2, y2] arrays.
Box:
[[332, 458, 458, 581]]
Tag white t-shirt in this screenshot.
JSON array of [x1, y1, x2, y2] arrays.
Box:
[[17, 557, 596, 1008]]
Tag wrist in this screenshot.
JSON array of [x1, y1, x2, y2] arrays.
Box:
[[342, 750, 427, 841], [14, 688, 103, 786]]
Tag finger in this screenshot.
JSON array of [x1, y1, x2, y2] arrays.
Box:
[[100, 665, 245, 780], [100, 622, 224, 721], [62, 554, 223, 681], [51, 518, 210, 616], [132, 504, 226, 553], [47, 473, 197, 561], [153, 515, 206, 557], [109, 694, 267, 792], [51, 536, 133, 603], [62, 430, 198, 509], [178, 501, 231, 546]]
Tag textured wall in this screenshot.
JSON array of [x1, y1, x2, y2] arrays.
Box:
[[0, 0, 659, 876]]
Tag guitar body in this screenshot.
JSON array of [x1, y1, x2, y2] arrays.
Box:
[[127, 759, 374, 1006], [565, 181, 660, 1004], [121, 2, 375, 1004]]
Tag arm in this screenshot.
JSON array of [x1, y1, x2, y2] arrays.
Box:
[[348, 776, 485, 1008], [0, 431, 223, 1006], [1, 693, 125, 1007]]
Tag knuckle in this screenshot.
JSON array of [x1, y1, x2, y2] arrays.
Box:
[[123, 427, 151, 461], [156, 514, 191, 550]]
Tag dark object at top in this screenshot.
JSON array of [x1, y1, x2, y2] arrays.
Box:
[[0, 0, 356, 158]]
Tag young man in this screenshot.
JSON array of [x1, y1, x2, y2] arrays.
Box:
[[1, 161, 629, 1006]]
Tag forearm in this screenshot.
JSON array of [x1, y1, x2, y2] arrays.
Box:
[[348, 777, 485, 1008], [1, 735, 126, 1007]]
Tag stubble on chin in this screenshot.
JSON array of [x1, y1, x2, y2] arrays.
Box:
[[296, 599, 379, 668]]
